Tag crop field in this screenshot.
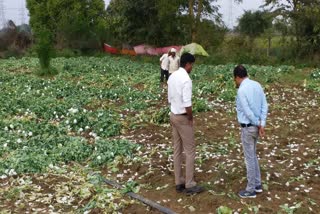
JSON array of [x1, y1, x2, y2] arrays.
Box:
[[0, 56, 319, 213]]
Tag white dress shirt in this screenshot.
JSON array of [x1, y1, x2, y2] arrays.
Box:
[[160, 53, 169, 70], [168, 67, 192, 114], [168, 55, 180, 73]]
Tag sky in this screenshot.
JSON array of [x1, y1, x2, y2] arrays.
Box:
[[1, 0, 266, 29]]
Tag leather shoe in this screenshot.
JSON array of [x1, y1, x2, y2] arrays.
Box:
[[175, 184, 185, 193], [185, 185, 205, 195]]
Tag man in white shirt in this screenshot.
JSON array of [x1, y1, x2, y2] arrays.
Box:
[[168, 48, 180, 76], [167, 53, 204, 195], [159, 51, 170, 83]]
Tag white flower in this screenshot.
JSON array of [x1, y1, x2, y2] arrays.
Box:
[[17, 139, 22, 143], [117, 174, 123, 178], [28, 132, 33, 136], [4, 127, 8, 131], [3, 143, 7, 148], [73, 119, 77, 124], [97, 156, 101, 160], [0, 175, 8, 179], [8, 169, 17, 176], [68, 108, 79, 114]]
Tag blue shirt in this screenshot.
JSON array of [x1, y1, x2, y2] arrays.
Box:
[[236, 78, 268, 127]]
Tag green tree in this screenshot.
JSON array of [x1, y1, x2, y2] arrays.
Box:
[[27, 0, 55, 74], [27, 0, 107, 57], [156, 0, 188, 45], [184, 0, 221, 42], [165, 0, 238, 42], [237, 10, 273, 55], [106, 0, 233, 47], [264, 0, 320, 55], [238, 10, 272, 39], [106, 0, 188, 46], [48, 0, 107, 50], [196, 19, 226, 50]]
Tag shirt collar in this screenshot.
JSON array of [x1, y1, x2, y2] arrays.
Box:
[[179, 67, 189, 75], [239, 77, 249, 88]]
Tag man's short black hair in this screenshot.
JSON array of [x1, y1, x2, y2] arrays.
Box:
[[180, 53, 195, 68], [233, 65, 248, 78]]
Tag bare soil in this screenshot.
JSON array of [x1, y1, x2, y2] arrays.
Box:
[[118, 82, 320, 213]]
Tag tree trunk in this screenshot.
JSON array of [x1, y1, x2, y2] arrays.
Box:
[[267, 36, 271, 57], [194, 0, 203, 42], [292, 0, 301, 49], [189, 0, 195, 42]]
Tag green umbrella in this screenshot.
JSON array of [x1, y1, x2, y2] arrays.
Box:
[[179, 43, 209, 57]]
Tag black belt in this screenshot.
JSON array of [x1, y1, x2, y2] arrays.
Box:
[[174, 113, 187, 116], [179, 113, 187, 115], [240, 123, 254, 128]]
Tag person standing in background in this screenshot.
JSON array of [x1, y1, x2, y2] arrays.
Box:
[[233, 65, 268, 199], [160, 50, 170, 83], [168, 48, 180, 76], [168, 53, 205, 195]]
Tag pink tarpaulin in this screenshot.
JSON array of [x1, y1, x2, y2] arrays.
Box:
[[134, 44, 182, 55], [146, 47, 158, 55], [133, 44, 147, 55]]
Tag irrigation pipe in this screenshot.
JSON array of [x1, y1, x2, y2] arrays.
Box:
[[103, 178, 177, 214]]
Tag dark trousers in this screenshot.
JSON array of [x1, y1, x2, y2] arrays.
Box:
[[160, 68, 169, 82]]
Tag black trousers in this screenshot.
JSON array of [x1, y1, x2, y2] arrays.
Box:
[[160, 68, 169, 82]]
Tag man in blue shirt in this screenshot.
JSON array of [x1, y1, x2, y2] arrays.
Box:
[[234, 65, 268, 198]]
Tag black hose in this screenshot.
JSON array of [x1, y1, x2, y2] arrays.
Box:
[[103, 178, 177, 214]]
